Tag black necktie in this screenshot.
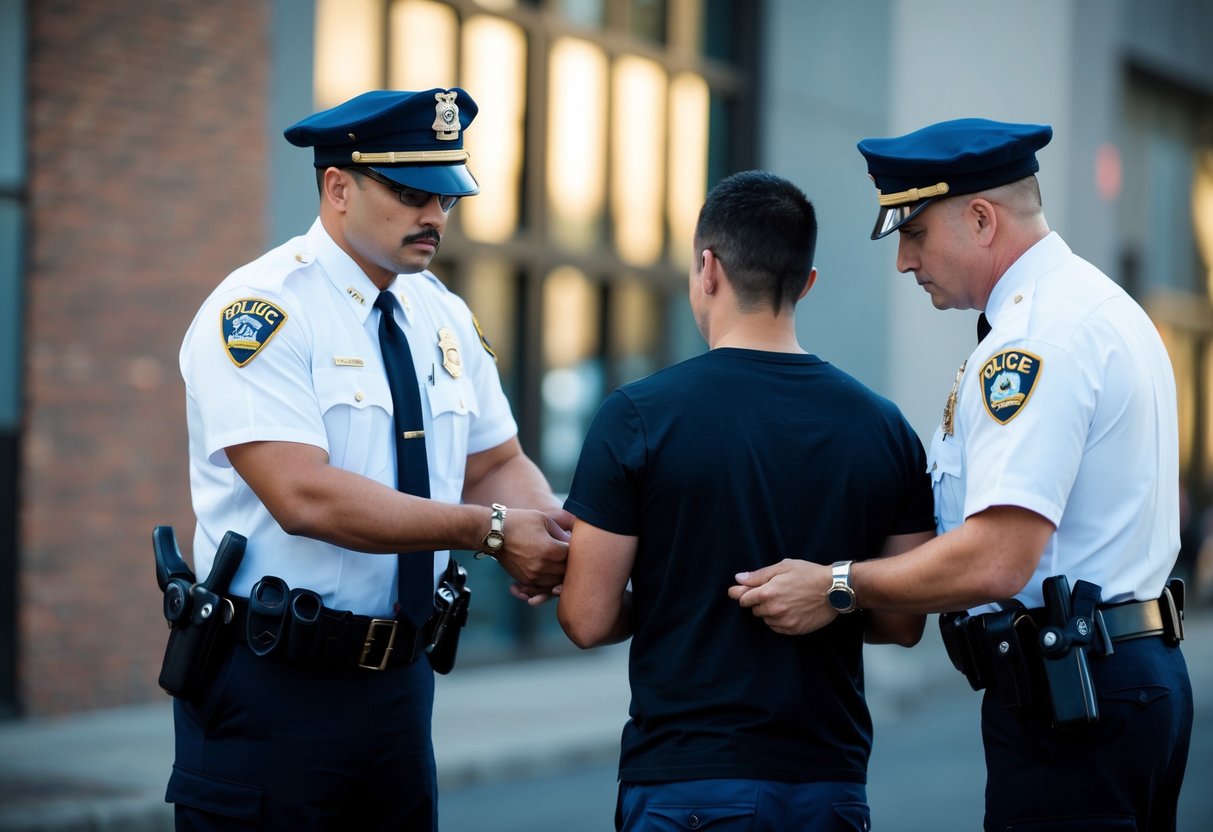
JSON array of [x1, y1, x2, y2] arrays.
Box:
[[374, 291, 434, 628], [977, 313, 992, 343]]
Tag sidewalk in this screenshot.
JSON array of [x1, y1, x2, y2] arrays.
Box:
[[4, 609, 1196, 832]]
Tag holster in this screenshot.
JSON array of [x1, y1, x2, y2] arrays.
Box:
[[154, 526, 246, 700], [1037, 576, 1103, 729], [425, 559, 471, 675]]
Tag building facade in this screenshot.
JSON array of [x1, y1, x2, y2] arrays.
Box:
[[3, 0, 1211, 716]]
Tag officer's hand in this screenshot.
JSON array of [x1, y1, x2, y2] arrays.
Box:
[[728, 559, 837, 636], [496, 509, 569, 592]]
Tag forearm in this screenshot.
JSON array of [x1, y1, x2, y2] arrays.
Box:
[[852, 507, 1050, 613], [462, 437, 564, 510], [228, 440, 491, 554], [559, 590, 634, 648], [463, 451, 562, 511]]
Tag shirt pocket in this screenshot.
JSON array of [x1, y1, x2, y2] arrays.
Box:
[[424, 377, 480, 493], [927, 427, 965, 532], [313, 363, 392, 479]]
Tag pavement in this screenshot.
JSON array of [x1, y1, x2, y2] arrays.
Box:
[[0, 610, 1207, 832]]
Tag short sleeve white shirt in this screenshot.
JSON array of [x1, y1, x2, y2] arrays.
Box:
[[927, 233, 1180, 610], [180, 219, 518, 616]]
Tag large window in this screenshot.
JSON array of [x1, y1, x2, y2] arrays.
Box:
[[1123, 71, 1213, 586], [313, 0, 753, 656]]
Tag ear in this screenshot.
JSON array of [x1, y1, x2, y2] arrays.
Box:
[[323, 167, 353, 212], [700, 249, 721, 295], [796, 267, 818, 302], [967, 197, 997, 246]]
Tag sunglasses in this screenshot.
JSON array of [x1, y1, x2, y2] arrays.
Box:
[[350, 166, 460, 212]]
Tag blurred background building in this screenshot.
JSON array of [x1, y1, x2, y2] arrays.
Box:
[[1, 0, 1210, 717]]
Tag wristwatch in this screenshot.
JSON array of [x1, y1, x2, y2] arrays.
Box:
[[475, 503, 507, 560], [827, 560, 858, 614]]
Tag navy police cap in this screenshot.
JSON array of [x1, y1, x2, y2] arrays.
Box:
[[284, 88, 480, 197], [857, 118, 1052, 240]]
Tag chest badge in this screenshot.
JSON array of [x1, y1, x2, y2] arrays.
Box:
[[437, 327, 462, 379], [980, 348, 1042, 424], [221, 298, 287, 367]]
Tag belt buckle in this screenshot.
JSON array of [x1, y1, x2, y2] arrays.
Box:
[[359, 618, 398, 670]]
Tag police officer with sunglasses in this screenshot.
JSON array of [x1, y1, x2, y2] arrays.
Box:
[[169, 88, 571, 830]]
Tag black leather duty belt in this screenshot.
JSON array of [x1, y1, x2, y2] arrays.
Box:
[[1003, 583, 1184, 647], [1089, 591, 1185, 644], [229, 595, 426, 672]]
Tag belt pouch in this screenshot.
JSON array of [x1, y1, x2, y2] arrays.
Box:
[[246, 576, 291, 657], [1163, 579, 1185, 643], [939, 611, 986, 690], [981, 606, 1033, 709], [285, 588, 323, 666]]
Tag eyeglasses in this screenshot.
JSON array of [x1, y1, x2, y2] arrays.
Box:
[[349, 166, 460, 212]]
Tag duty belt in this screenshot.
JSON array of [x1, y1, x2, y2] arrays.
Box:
[[229, 594, 427, 671], [940, 578, 1185, 723]]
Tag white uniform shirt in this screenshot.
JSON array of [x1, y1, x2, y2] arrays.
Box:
[[927, 232, 1180, 611], [181, 218, 517, 617]]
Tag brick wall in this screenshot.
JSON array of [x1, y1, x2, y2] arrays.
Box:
[[23, 0, 270, 715]]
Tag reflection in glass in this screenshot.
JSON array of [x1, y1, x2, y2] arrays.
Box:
[[461, 15, 527, 243], [548, 38, 608, 252], [553, 0, 605, 28], [610, 278, 660, 384], [541, 267, 603, 490], [668, 71, 710, 267], [628, 0, 668, 43], [389, 0, 458, 89], [314, 0, 382, 109], [612, 55, 667, 266], [1193, 149, 1213, 299], [461, 258, 518, 380]]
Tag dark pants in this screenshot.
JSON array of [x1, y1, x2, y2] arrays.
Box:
[[618, 778, 870, 831], [167, 642, 437, 831], [981, 637, 1192, 831]]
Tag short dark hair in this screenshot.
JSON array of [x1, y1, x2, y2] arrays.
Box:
[[693, 170, 817, 314]]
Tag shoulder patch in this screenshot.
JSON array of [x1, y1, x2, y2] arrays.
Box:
[[980, 348, 1042, 424], [472, 315, 497, 361], [220, 298, 287, 367]]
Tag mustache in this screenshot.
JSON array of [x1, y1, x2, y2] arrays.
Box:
[[404, 229, 441, 246]]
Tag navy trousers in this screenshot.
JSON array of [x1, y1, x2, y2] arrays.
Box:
[[618, 778, 870, 831], [167, 642, 437, 831], [981, 636, 1192, 831]]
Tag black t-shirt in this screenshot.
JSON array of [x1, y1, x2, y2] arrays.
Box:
[[564, 348, 934, 784]]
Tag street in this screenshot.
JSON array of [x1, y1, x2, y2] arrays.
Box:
[[439, 613, 1213, 832]]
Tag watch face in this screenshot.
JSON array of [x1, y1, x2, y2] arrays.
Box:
[[485, 531, 504, 551], [828, 587, 855, 613]]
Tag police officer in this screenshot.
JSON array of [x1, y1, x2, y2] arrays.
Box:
[[730, 119, 1193, 830], [169, 88, 570, 830]]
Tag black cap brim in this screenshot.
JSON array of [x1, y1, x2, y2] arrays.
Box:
[[371, 162, 480, 197], [871, 197, 936, 240]]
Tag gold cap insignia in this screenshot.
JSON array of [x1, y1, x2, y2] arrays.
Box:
[[433, 92, 460, 142], [437, 327, 462, 378]]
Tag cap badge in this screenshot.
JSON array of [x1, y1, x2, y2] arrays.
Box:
[[221, 298, 287, 367], [433, 92, 460, 142], [437, 326, 462, 378], [980, 348, 1042, 424]]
